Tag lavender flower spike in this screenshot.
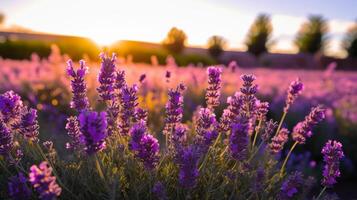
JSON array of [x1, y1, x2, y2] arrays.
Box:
[[119, 84, 139, 135], [205, 66, 222, 109], [195, 108, 218, 153], [78, 111, 107, 154], [292, 106, 325, 144], [137, 134, 160, 169], [164, 84, 185, 135], [0, 120, 13, 156], [65, 116, 82, 150], [98, 52, 117, 101], [284, 78, 304, 113], [66, 59, 89, 112], [219, 92, 244, 132], [321, 140, 344, 187], [229, 116, 250, 160], [178, 146, 199, 189], [29, 161, 62, 200], [278, 171, 304, 200], [14, 108, 40, 142], [8, 172, 32, 200], [0, 90, 23, 124], [269, 128, 289, 154], [240, 74, 258, 116]]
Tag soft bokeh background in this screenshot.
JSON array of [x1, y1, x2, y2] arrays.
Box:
[[1, 0, 357, 197]]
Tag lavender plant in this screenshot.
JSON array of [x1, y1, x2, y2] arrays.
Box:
[[0, 56, 347, 200]]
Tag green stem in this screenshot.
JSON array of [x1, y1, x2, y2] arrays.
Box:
[[252, 119, 262, 149], [275, 111, 287, 137], [279, 141, 298, 177], [315, 187, 327, 200], [95, 155, 105, 181]]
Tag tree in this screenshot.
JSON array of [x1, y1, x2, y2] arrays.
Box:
[[343, 21, 357, 58], [163, 27, 187, 54], [207, 35, 227, 58], [295, 15, 328, 54], [245, 14, 272, 56]]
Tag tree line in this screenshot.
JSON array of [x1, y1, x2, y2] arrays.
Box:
[[163, 14, 357, 59]]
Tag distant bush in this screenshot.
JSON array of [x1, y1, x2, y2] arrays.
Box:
[[162, 27, 187, 54], [0, 37, 100, 61], [245, 14, 272, 56], [295, 15, 328, 54], [207, 35, 227, 59], [343, 22, 357, 58]]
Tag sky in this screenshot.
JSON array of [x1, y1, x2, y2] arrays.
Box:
[[1, 0, 356, 57]]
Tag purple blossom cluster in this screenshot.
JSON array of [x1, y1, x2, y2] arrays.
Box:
[[205, 67, 222, 109], [219, 92, 244, 132], [164, 84, 185, 135], [0, 119, 13, 156], [8, 172, 32, 200], [284, 78, 304, 113], [29, 161, 62, 200], [278, 171, 304, 200], [257, 101, 269, 121], [14, 108, 39, 142], [292, 106, 325, 144], [269, 128, 289, 154], [195, 108, 218, 152], [321, 140, 344, 187], [240, 74, 258, 116], [0, 90, 23, 124], [65, 116, 82, 150], [229, 116, 250, 160], [78, 111, 107, 154], [119, 84, 139, 135], [129, 120, 160, 169], [177, 146, 199, 189], [66, 60, 89, 112], [97, 53, 117, 101]]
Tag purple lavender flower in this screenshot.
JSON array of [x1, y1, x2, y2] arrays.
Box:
[[106, 102, 120, 136], [0, 90, 23, 124], [229, 116, 250, 160], [134, 107, 148, 123], [137, 134, 160, 169], [0, 120, 13, 156], [178, 146, 199, 189], [284, 78, 304, 113], [78, 111, 107, 154], [278, 171, 303, 200], [129, 120, 147, 151], [139, 73, 146, 83], [261, 119, 277, 142], [292, 106, 325, 144], [29, 161, 62, 200], [8, 172, 32, 200], [14, 108, 39, 142], [240, 74, 258, 116], [153, 182, 168, 200], [114, 70, 126, 92], [66, 60, 89, 111], [164, 84, 185, 135], [119, 84, 139, 135], [98, 53, 117, 101], [205, 67, 222, 109], [65, 116, 82, 150], [257, 101, 269, 120], [195, 108, 218, 152], [321, 140, 344, 187], [219, 92, 244, 132], [269, 128, 289, 154]]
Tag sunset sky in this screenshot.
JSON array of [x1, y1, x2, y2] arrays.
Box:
[[1, 0, 356, 57]]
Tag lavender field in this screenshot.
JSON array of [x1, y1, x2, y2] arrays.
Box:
[[0, 50, 356, 199]]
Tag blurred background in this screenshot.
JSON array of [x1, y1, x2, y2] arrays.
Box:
[[0, 0, 357, 198]]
